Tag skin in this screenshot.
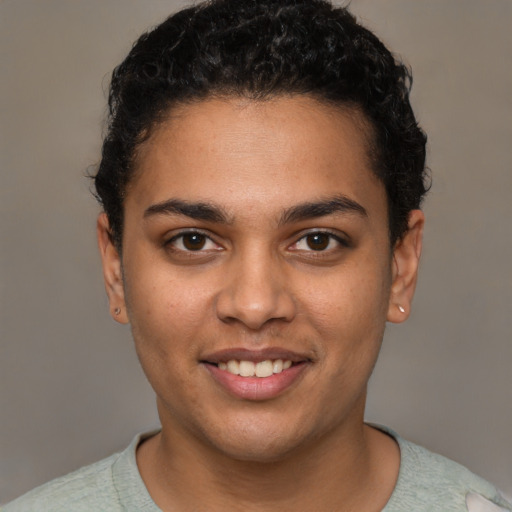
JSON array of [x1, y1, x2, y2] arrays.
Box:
[[98, 95, 424, 511]]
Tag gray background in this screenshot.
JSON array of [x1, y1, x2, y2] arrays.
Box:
[[1, 0, 511, 504]]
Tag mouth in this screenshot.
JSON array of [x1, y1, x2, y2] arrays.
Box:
[[201, 349, 311, 400]]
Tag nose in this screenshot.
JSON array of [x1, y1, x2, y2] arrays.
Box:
[[215, 248, 296, 330]]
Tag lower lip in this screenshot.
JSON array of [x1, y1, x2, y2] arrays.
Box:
[[203, 363, 309, 401]]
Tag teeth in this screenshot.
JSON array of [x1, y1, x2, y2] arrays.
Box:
[[239, 360, 255, 377], [227, 360, 240, 375], [219, 359, 294, 377], [255, 360, 273, 377], [273, 359, 283, 373]]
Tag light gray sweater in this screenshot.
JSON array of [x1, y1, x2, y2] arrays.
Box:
[[4, 428, 511, 511]]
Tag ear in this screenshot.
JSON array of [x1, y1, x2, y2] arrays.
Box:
[[387, 209, 424, 324], [97, 213, 129, 324]]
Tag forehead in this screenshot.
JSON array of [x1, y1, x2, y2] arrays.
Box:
[[128, 95, 386, 222]]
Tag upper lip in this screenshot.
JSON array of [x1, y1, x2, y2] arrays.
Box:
[[201, 347, 312, 364]]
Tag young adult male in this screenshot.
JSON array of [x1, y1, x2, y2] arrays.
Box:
[[4, 0, 511, 511]]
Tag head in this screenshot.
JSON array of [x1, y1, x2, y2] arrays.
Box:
[[95, 0, 427, 463], [94, 0, 428, 251]]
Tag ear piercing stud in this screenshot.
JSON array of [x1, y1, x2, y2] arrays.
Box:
[[398, 305, 405, 313], [114, 307, 121, 316]]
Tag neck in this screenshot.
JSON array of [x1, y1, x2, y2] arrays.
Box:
[[137, 419, 399, 512]]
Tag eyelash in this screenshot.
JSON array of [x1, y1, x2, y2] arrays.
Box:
[[165, 229, 349, 254], [165, 230, 221, 253], [290, 231, 349, 253]]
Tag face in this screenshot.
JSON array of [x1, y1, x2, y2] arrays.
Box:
[[98, 96, 423, 462]]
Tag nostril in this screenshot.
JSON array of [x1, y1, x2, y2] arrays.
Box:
[[214, 260, 297, 329], [215, 293, 295, 329]]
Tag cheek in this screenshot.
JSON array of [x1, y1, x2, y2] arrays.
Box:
[[299, 258, 391, 392], [303, 263, 391, 336], [125, 260, 210, 325], [125, 273, 210, 404], [123, 265, 215, 372]]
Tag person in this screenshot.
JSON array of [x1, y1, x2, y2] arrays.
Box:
[[3, 0, 511, 511]]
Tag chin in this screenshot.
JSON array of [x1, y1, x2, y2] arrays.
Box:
[[200, 416, 320, 464], [213, 437, 300, 464]]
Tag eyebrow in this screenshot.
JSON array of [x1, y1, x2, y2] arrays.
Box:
[[279, 195, 367, 225], [144, 199, 230, 223], [143, 194, 367, 225]]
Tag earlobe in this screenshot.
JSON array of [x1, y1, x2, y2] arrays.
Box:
[[387, 210, 424, 324], [97, 213, 129, 324]]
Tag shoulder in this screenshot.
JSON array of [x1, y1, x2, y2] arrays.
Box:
[[2, 432, 160, 512], [382, 428, 512, 512], [2, 453, 123, 512]]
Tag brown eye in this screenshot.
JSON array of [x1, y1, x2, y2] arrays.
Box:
[[182, 233, 207, 250], [291, 232, 346, 253], [165, 231, 222, 257], [305, 233, 330, 251]]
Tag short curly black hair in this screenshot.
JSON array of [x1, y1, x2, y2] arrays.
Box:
[[94, 0, 428, 249]]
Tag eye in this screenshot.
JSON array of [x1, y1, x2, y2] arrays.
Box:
[[291, 231, 347, 252], [167, 231, 220, 252]]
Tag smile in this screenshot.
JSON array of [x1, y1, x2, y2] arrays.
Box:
[[201, 349, 310, 400], [218, 359, 293, 378]]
